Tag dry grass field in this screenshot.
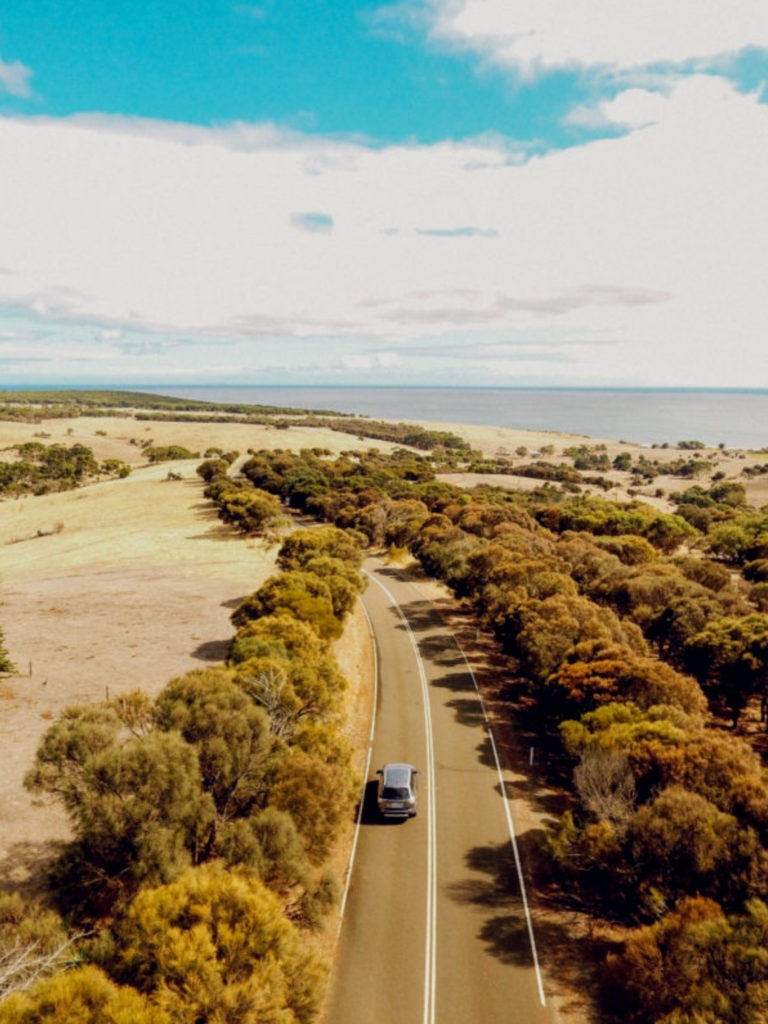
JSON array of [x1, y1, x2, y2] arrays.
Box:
[[0, 415, 390, 888]]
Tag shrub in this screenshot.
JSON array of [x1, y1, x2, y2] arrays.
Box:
[[112, 864, 325, 1024], [0, 964, 166, 1024], [144, 445, 199, 463]]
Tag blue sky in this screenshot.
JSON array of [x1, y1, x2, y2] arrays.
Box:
[[1, 0, 612, 146], [1, 1, 767, 386]]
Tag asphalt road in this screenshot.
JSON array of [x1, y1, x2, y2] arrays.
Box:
[[325, 560, 553, 1024]]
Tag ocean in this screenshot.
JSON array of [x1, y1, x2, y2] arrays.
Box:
[[138, 387, 768, 451]]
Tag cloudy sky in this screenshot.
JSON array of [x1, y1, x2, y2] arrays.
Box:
[[1, 1, 767, 387]]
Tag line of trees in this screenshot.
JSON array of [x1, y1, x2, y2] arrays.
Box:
[[225, 444, 768, 1022], [0, 523, 365, 1022]]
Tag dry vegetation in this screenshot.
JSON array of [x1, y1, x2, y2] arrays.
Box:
[[1, 395, 767, 1022]]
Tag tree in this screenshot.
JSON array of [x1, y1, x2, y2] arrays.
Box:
[[672, 553, 732, 592], [195, 458, 230, 482], [26, 722, 215, 912], [153, 669, 277, 830], [232, 571, 342, 640], [606, 897, 768, 1024], [595, 562, 705, 627], [234, 653, 346, 726], [23, 705, 124, 813], [0, 964, 166, 1024], [229, 614, 347, 721], [707, 522, 752, 563], [647, 593, 723, 665], [276, 525, 363, 571], [380, 499, 430, 548], [628, 786, 767, 914], [544, 642, 706, 722], [605, 897, 727, 1023], [594, 534, 657, 565], [299, 555, 365, 619], [211, 484, 284, 535], [555, 532, 625, 593], [684, 614, 768, 727], [112, 863, 325, 1024], [270, 752, 357, 864], [229, 612, 317, 665], [496, 594, 633, 685], [573, 749, 636, 830]]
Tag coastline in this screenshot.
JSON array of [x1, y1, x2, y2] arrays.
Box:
[[132, 385, 768, 450]]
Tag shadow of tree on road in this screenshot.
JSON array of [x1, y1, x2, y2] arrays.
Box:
[[417, 634, 465, 667], [445, 837, 606, 1021], [385, 599, 443, 635], [443, 696, 488, 730], [496, 778, 568, 826], [430, 670, 476, 694]]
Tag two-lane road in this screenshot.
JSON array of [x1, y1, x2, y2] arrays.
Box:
[[326, 560, 551, 1024]]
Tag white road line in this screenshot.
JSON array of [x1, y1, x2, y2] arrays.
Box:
[[453, 634, 547, 1009], [365, 570, 438, 1024], [337, 595, 378, 935]]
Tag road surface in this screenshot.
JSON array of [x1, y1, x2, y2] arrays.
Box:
[[325, 560, 553, 1024]]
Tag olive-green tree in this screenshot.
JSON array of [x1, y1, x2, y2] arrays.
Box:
[[152, 669, 278, 832], [232, 571, 343, 640]]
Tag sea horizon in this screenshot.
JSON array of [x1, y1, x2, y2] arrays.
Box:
[[3, 384, 767, 450], [136, 385, 768, 451]]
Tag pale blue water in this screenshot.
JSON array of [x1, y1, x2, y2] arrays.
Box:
[[138, 387, 768, 451]]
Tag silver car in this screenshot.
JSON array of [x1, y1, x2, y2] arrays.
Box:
[[376, 762, 419, 819]]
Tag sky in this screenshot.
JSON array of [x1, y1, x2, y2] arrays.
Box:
[[1, 2, 767, 388]]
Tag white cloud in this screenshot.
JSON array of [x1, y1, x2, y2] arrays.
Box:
[[0, 75, 767, 386], [426, 0, 768, 74], [566, 88, 671, 129], [0, 57, 33, 98]]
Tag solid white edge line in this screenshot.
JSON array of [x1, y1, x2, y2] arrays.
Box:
[[365, 570, 438, 1024], [336, 594, 378, 936], [453, 635, 547, 1009]]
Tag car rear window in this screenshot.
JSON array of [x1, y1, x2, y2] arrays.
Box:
[[382, 786, 409, 799]]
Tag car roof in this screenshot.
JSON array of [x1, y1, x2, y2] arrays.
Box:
[[382, 763, 416, 785]]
